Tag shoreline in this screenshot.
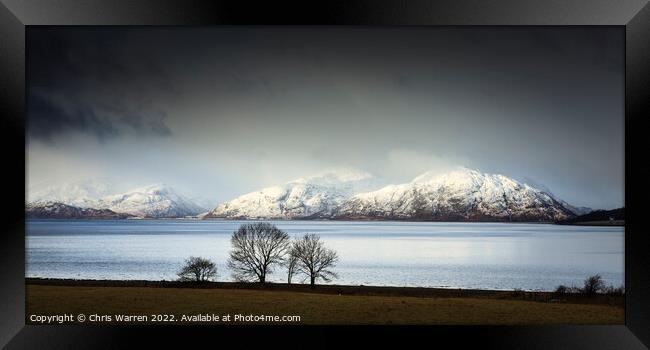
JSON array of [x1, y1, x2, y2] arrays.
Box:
[[25, 218, 624, 226], [25, 277, 624, 307]]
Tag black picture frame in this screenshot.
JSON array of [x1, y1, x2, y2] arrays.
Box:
[[1, 0, 648, 348]]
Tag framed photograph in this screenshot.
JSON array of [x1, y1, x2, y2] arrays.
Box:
[[1, 0, 649, 348]]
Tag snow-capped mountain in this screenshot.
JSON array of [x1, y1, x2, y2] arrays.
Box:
[[27, 181, 206, 218], [28, 168, 583, 221], [204, 169, 383, 219], [206, 167, 579, 222], [332, 168, 576, 222], [27, 178, 118, 209], [98, 184, 206, 218]]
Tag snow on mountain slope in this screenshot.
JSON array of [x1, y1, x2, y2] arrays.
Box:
[[28, 169, 582, 221], [97, 184, 206, 218], [27, 181, 206, 218], [332, 167, 575, 221], [204, 169, 383, 219], [27, 179, 118, 208]]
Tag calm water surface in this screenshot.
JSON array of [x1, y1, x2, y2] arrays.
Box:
[[26, 220, 624, 291]]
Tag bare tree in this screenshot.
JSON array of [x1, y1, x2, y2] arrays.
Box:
[[286, 247, 298, 284], [293, 234, 339, 289], [581, 274, 606, 295], [177, 256, 217, 282], [227, 222, 290, 283]]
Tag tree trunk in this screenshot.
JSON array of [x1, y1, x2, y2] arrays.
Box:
[[310, 276, 315, 289], [260, 275, 265, 283]]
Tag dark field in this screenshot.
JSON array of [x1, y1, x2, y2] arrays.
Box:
[[25, 279, 624, 325]]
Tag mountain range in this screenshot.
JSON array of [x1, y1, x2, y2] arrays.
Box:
[[205, 168, 588, 222], [27, 182, 206, 218], [27, 168, 593, 221], [202, 170, 382, 219]]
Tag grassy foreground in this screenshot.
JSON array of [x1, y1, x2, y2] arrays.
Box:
[[26, 281, 624, 325]]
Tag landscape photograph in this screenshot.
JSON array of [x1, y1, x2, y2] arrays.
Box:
[[25, 26, 624, 325]]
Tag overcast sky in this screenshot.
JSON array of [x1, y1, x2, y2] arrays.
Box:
[[26, 27, 624, 209]]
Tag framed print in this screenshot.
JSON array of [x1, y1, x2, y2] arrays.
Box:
[[1, 0, 649, 348]]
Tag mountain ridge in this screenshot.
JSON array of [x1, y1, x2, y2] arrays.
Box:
[[26, 169, 593, 221], [26, 202, 135, 219], [205, 168, 583, 222], [203, 169, 383, 220], [27, 182, 206, 218]]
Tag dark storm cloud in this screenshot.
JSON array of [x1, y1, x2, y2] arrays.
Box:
[[28, 92, 119, 142], [27, 28, 174, 142], [26, 27, 624, 209]]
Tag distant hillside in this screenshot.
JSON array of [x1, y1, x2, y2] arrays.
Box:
[[556, 207, 624, 226], [26, 202, 135, 219]]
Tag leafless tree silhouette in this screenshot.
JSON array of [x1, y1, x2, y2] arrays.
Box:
[[292, 233, 339, 289], [227, 222, 290, 283], [177, 256, 217, 282], [582, 274, 605, 295], [286, 247, 298, 284]]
